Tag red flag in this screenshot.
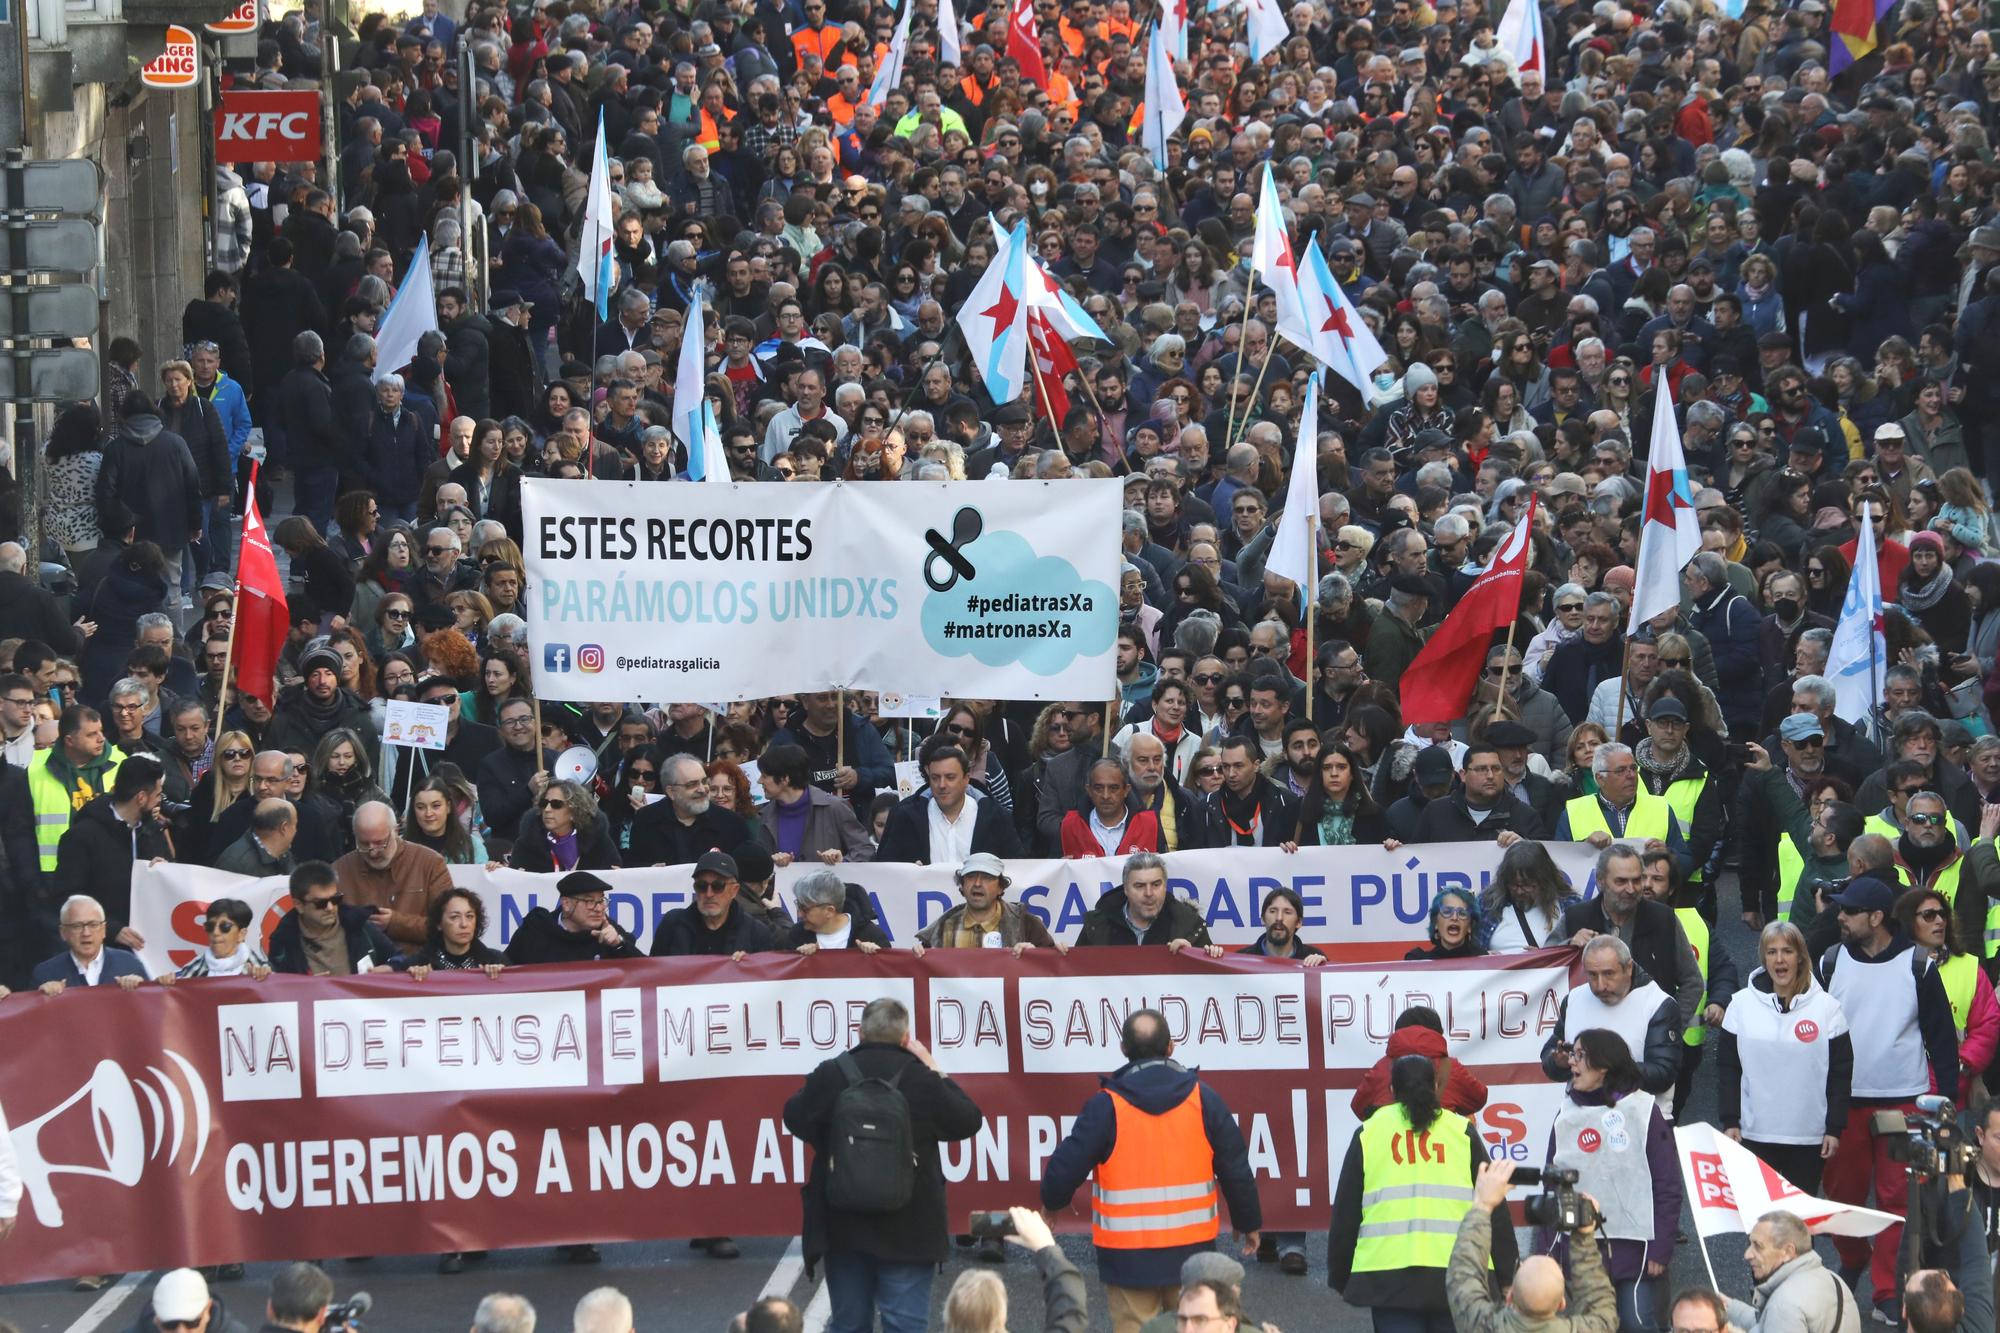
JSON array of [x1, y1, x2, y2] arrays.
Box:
[[1007, 0, 1049, 89], [229, 463, 289, 708], [1398, 496, 1537, 726], [1027, 311, 1074, 422]]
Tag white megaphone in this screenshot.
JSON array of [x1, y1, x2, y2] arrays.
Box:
[[553, 746, 598, 784], [11, 1059, 147, 1227]]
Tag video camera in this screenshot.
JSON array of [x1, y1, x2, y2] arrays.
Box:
[[323, 1292, 372, 1332], [1512, 1165, 1599, 1232], [1873, 1095, 1978, 1180]]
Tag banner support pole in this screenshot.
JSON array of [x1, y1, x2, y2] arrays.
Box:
[[836, 691, 847, 770], [533, 695, 546, 779], [1493, 616, 1521, 722], [1103, 700, 1115, 758]]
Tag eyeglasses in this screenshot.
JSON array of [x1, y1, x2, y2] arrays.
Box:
[[1436, 905, 1472, 920], [1658, 657, 1691, 669], [629, 767, 658, 781], [208, 919, 241, 935], [1192, 672, 1223, 684], [1895, 786, 1927, 797], [220, 747, 252, 760], [61, 919, 106, 932], [1916, 907, 1948, 921], [501, 716, 535, 729], [384, 607, 411, 620], [304, 894, 345, 908], [1790, 736, 1825, 749], [566, 894, 608, 908], [1224, 696, 1247, 709], [1608, 376, 1630, 388], [428, 545, 455, 556], [539, 798, 569, 811], [693, 878, 731, 895], [1909, 811, 1947, 826], [1556, 602, 1585, 614]]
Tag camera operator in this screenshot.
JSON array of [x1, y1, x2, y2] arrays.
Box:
[[937, 1206, 1086, 1333], [256, 1263, 335, 1333], [1965, 1103, 2000, 1252], [1544, 1029, 1681, 1333], [1898, 1124, 1998, 1333], [1726, 1211, 1861, 1333], [1446, 1160, 1616, 1333]]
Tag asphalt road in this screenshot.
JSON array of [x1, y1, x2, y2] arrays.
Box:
[[0, 879, 1823, 1333]]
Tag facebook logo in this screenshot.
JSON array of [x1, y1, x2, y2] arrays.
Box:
[[543, 644, 571, 673]]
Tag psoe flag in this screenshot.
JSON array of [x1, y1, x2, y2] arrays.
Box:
[[1676, 1123, 1899, 1239]]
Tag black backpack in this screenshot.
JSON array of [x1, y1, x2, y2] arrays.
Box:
[[824, 1053, 916, 1213]]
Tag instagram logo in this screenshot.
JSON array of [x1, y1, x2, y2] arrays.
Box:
[[578, 645, 605, 673]]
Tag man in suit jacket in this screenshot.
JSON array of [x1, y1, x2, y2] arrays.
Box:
[[32, 893, 150, 993], [875, 744, 1020, 864]]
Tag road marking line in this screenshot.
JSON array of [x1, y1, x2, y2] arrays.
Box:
[[63, 1271, 150, 1333], [759, 1236, 805, 1300], [801, 1279, 831, 1333]]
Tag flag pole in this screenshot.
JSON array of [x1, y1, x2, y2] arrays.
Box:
[[1220, 164, 1268, 450], [1234, 342, 1280, 442], [533, 695, 546, 779], [837, 690, 847, 769], [1029, 348, 1060, 430], [214, 578, 241, 745], [1493, 616, 1520, 722]]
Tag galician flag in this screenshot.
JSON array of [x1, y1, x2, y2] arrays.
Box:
[[1252, 164, 1314, 360], [1242, 0, 1290, 59], [869, 2, 914, 108], [1827, 504, 1886, 726], [675, 291, 727, 483], [1677, 1124, 1897, 1240], [372, 233, 438, 383], [1495, 0, 1544, 75], [935, 0, 961, 64], [1139, 20, 1184, 162], [1263, 371, 1322, 593], [576, 111, 617, 320], [955, 217, 1031, 406], [1162, 0, 1189, 59], [1295, 234, 1388, 396], [1625, 382, 1701, 634]]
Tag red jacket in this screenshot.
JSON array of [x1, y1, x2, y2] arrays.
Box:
[[1060, 808, 1163, 858], [1349, 1025, 1491, 1120]]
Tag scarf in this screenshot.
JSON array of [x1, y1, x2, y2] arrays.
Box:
[[199, 945, 261, 977], [547, 828, 579, 869], [1635, 737, 1692, 789], [1152, 719, 1184, 746], [1220, 783, 1262, 845], [1902, 562, 1953, 613], [1741, 276, 1771, 303]]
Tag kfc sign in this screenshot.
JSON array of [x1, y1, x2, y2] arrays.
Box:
[[206, 0, 258, 33], [214, 90, 322, 163], [141, 25, 200, 89]]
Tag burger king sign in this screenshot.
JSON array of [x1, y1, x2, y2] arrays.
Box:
[[141, 25, 200, 89]]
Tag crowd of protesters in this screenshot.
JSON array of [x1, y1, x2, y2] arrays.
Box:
[[13, 0, 2000, 1325]]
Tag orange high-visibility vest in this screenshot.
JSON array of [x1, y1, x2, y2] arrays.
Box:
[[1090, 1086, 1222, 1250]]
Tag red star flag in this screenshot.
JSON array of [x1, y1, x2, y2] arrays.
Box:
[[955, 217, 1030, 405], [1397, 495, 1536, 726], [1252, 165, 1315, 360], [1295, 232, 1388, 398], [1677, 1124, 1897, 1240], [1626, 376, 1701, 633]]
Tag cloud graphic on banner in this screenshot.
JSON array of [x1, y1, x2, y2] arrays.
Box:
[[920, 529, 1114, 674]]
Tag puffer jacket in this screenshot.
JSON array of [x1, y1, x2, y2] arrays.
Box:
[[1723, 1251, 1862, 1333]]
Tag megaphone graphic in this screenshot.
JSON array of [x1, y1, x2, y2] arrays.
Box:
[[10, 1050, 210, 1228]]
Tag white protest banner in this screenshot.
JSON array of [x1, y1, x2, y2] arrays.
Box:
[[521, 478, 1121, 704], [132, 841, 1601, 976], [382, 699, 449, 750], [1676, 1123, 1899, 1239]]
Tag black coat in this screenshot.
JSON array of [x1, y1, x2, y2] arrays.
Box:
[[243, 265, 329, 397], [1411, 791, 1547, 842], [872, 791, 1021, 863], [275, 364, 343, 479], [442, 312, 493, 421], [1181, 780, 1301, 849], [475, 745, 554, 848], [158, 393, 233, 500], [487, 318, 543, 420], [52, 798, 165, 938], [95, 417, 204, 553], [0, 571, 81, 654], [508, 809, 622, 871], [1556, 896, 1689, 1003], [180, 298, 255, 392], [328, 362, 375, 471], [448, 460, 524, 542], [627, 799, 753, 867], [358, 405, 432, 503], [649, 897, 779, 955], [1076, 885, 1214, 947], [502, 905, 642, 964], [782, 1041, 984, 1269], [76, 567, 169, 703]]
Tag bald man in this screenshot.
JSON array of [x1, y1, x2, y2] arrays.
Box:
[[1446, 1162, 1616, 1333]]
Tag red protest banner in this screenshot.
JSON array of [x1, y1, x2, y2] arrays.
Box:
[[0, 948, 1577, 1284]]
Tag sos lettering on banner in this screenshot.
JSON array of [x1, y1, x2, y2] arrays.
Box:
[[0, 950, 1577, 1284], [521, 478, 1121, 704], [128, 841, 1603, 974]]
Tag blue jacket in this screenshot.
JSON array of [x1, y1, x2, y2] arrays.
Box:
[[31, 946, 149, 987], [1041, 1059, 1263, 1289], [196, 372, 253, 465]]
